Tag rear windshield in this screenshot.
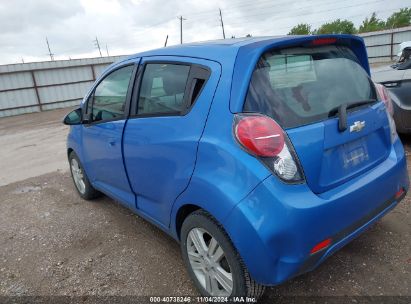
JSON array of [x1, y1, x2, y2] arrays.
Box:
[[243, 45, 377, 129]]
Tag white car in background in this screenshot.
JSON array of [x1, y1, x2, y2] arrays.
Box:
[[372, 42, 411, 134]]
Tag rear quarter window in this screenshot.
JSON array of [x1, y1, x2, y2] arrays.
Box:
[[244, 45, 376, 129]]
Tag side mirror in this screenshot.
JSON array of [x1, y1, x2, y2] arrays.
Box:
[[63, 108, 82, 125]]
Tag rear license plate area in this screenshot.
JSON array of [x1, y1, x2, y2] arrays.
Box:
[[342, 137, 369, 168]]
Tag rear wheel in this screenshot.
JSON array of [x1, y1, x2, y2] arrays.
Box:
[[69, 151, 100, 200], [180, 210, 265, 298]]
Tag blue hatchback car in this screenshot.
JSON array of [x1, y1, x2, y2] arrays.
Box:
[[64, 35, 409, 298]]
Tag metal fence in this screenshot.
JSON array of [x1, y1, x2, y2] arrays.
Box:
[[359, 25, 411, 63], [0, 56, 126, 117]]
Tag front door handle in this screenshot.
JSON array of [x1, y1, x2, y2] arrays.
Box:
[[108, 138, 116, 147]]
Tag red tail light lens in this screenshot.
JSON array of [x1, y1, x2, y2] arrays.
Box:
[[394, 188, 405, 200], [311, 37, 337, 46], [375, 82, 398, 143], [235, 115, 285, 157], [375, 82, 393, 116], [310, 238, 332, 254], [234, 114, 304, 183]]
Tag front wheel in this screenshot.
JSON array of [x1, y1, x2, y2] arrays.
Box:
[[69, 151, 100, 200], [180, 210, 265, 298]]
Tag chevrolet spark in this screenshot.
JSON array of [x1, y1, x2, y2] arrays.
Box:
[[64, 35, 409, 298]]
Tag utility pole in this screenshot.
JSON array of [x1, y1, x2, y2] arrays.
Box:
[[177, 16, 186, 44], [164, 35, 168, 47], [46, 37, 54, 61], [106, 44, 110, 57], [219, 8, 226, 39], [94, 37, 102, 57]]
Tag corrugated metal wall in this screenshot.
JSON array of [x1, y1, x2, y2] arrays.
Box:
[[360, 26, 411, 64], [0, 56, 126, 117]]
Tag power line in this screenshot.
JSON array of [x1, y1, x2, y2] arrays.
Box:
[[98, 17, 176, 48], [183, 0, 396, 26], [249, 7, 406, 35], [98, 5, 408, 53], [41, 1, 407, 60], [225, 0, 391, 27], [94, 0, 401, 48], [181, 0, 350, 20], [181, 0, 291, 17], [177, 1, 405, 41]]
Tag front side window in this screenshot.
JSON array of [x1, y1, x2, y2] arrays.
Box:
[[244, 45, 377, 129], [91, 65, 134, 122], [137, 63, 190, 115]]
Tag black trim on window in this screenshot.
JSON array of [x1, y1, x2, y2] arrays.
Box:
[[129, 60, 210, 118], [82, 62, 138, 126], [181, 66, 211, 115]]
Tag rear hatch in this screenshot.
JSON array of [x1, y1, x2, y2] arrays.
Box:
[[243, 40, 392, 193]]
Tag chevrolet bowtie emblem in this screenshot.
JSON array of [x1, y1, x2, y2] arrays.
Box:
[[350, 121, 365, 133]]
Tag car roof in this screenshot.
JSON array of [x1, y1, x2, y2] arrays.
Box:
[[118, 34, 366, 65], [124, 36, 308, 62]]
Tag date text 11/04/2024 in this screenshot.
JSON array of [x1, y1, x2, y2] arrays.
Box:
[[149, 296, 257, 303]]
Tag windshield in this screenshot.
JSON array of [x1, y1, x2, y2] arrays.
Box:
[[243, 45, 377, 129]]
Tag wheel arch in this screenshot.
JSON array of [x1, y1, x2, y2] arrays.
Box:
[[67, 147, 74, 158], [171, 196, 235, 242], [175, 204, 202, 240], [170, 177, 243, 241]]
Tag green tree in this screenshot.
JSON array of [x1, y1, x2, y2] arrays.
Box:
[[358, 12, 385, 33], [288, 23, 311, 35], [385, 8, 411, 28], [314, 19, 357, 34]]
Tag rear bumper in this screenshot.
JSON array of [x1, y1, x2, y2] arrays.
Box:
[[224, 139, 409, 285]]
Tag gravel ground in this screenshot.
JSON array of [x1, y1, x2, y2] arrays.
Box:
[[0, 110, 410, 303]]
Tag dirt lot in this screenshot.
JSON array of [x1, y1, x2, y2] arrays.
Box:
[[0, 108, 70, 186], [0, 109, 410, 302]]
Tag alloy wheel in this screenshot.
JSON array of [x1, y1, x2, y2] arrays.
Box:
[[71, 158, 86, 194], [186, 228, 233, 296]]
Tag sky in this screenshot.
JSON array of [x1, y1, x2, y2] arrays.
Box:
[[0, 0, 409, 65]]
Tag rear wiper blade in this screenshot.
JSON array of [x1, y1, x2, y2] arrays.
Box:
[[328, 99, 376, 117], [328, 99, 376, 132]]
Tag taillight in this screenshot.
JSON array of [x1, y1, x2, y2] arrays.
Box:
[[234, 114, 304, 183], [375, 83, 393, 116], [235, 115, 284, 157], [375, 83, 398, 143], [386, 108, 399, 144]]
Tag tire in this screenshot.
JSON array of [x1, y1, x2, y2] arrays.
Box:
[[180, 210, 265, 299], [68, 151, 100, 200]]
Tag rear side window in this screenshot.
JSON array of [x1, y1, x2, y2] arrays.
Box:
[[244, 45, 377, 129], [138, 64, 190, 115]]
